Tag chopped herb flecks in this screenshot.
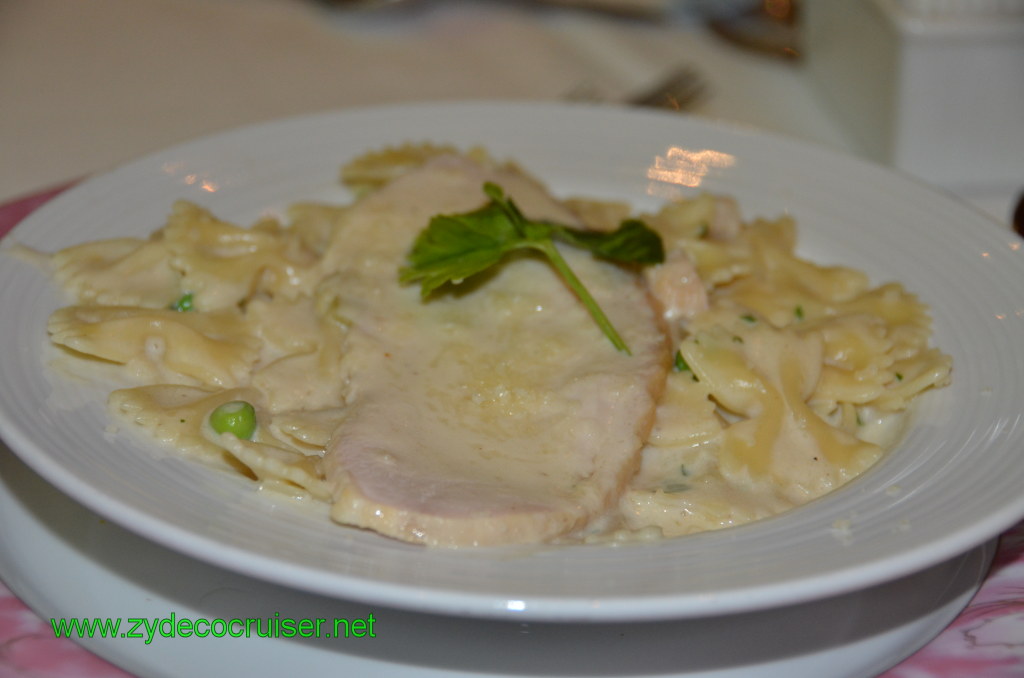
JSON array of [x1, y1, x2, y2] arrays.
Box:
[[674, 350, 690, 372], [171, 292, 195, 312]]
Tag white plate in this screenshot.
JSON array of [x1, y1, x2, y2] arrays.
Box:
[[0, 445, 996, 678], [1, 102, 1022, 622]]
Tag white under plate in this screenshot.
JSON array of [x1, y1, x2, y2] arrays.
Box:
[[0, 102, 1022, 622], [0, 446, 996, 678]]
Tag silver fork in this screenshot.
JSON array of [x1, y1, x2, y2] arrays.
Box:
[[566, 65, 708, 111]]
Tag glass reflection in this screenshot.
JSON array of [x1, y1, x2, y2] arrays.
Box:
[[646, 146, 735, 191]]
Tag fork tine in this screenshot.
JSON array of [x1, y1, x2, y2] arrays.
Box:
[[627, 66, 707, 111]]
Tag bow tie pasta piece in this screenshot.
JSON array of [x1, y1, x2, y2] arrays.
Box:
[[874, 348, 952, 411], [617, 364, 747, 538], [50, 237, 181, 308], [807, 284, 950, 415], [250, 327, 348, 413], [620, 469, 795, 537], [835, 283, 936, 361], [213, 434, 331, 502], [682, 324, 881, 503], [109, 385, 330, 501], [646, 368, 722, 452], [242, 295, 349, 413], [265, 408, 347, 456], [716, 237, 871, 329], [163, 201, 322, 311], [284, 202, 352, 257], [244, 295, 328, 362], [339, 142, 484, 197], [809, 314, 894, 408], [48, 305, 259, 389], [109, 385, 262, 471], [666, 209, 794, 291]]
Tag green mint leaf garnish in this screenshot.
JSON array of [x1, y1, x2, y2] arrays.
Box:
[[549, 219, 665, 265], [400, 182, 665, 354], [399, 199, 521, 298]]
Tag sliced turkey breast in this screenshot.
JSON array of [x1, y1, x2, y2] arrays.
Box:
[[319, 155, 670, 546]]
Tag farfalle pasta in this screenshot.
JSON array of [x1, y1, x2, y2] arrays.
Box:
[[36, 145, 951, 545], [621, 194, 951, 537]]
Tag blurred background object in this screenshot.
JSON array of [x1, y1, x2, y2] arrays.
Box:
[[1013, 191, 1024, 238], [1, 0, 1020, 222], [704, 0, 802, 59], [804, 0, 1024, 219], [531, 0, 677, 18]]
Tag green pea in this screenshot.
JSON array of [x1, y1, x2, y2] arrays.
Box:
[[209, 401, 256, 439], [171, 292, 194, 312]]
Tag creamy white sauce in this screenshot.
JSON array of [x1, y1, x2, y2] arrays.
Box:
[[29, 148, 951, 547]]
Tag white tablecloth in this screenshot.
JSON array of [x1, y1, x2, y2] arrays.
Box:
[[0, 0, 857, 199], [6, 0, 1016, 219]]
